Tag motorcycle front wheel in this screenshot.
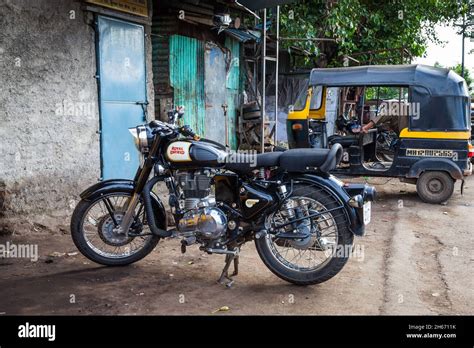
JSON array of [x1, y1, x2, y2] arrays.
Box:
[[255, 184, 354, 285], [71, 191, 160, 266]]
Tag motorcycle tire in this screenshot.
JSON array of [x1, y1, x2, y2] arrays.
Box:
[[71, 192, 160, 266], [255, 185, 354, 285]]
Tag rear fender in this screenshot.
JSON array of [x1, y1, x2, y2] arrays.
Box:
[[290, 174, 369, 236], [406, 158, 463, 180]]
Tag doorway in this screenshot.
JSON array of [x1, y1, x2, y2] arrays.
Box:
[[96, 16, 147, 180]]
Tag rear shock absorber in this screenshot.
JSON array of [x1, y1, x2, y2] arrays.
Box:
[[278, 185, 295, 219]]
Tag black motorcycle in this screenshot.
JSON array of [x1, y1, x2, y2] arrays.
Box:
[[71, 107, 375, 287]]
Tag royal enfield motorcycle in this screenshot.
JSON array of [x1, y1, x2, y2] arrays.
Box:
[[71, 107, 375, 287]]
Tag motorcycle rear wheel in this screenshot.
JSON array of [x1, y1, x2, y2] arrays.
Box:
[[255, 184, 354, 285]]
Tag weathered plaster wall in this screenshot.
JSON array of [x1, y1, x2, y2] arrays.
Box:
[[0, 0, 101, 231], [0, 0, 155, 233]]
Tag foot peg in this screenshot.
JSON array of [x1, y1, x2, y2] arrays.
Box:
[[180, 236, 196, 253]]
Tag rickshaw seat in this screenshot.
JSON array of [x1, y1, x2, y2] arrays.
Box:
[[328, 134, 359, 148]]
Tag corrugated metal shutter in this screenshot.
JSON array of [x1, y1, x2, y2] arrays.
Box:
[[225, 37, 241, 150], [151, 14, 177, 117], [169, 35, 205, 135]]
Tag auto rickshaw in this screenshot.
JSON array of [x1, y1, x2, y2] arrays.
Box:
[[287, 64, 473, 204]]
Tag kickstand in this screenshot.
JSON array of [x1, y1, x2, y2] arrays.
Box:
[[217, 249, 239, 288]]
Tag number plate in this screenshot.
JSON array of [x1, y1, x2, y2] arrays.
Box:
[[363, 201, 371, 225]]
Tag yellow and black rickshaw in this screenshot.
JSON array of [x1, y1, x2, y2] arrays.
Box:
[[287, 65, 473, 204]]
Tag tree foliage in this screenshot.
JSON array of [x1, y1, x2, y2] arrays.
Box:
[[279, 0, 467, 68], [452, 0, 474, 37]]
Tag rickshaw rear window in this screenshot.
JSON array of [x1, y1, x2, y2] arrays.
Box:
[[410, 86, 470, 131]]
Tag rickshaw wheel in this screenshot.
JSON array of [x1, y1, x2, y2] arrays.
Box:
[[416, 171, 454, 204]]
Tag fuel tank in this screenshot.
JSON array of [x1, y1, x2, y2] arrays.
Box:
[[165, 139, 228, 168]]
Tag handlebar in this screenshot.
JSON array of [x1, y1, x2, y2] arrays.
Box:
[[179, 125, 200, 140], [148, 120, 200, 140]]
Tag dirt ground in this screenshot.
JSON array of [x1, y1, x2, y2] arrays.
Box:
[[1, 175, 473, 315]]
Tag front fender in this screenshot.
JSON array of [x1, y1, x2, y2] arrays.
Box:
[[291, 174, 367, 236], [406, 158, 463, 180], [80, 179, 136, 201], [79, 179, 167, 229]]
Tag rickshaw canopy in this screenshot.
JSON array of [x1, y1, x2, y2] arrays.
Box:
[[309, 65, 471, 131]]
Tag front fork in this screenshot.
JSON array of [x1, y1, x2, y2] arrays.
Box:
[[113, 192, 141, 235], [114, 137, 162, 236]]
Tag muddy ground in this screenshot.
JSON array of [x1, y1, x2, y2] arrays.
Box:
[[0, 176, 473, 315]]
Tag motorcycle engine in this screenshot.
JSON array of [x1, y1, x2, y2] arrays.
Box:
[[175, 171, 227, 240]]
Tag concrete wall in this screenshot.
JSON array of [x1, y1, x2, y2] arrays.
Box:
[[0, 0, 154, 233]]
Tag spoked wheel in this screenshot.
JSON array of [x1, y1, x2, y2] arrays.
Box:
[[265, 197, 338, 271], [255, 184, 354, 285], [71, 192, 160, 266], [416, 171, 454, 204]]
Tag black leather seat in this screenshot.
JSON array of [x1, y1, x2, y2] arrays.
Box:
[[224, 144, 343, 173], [256, 152, 282, 167], [279, 145, 343, 172], [224, 152, 282, 173]]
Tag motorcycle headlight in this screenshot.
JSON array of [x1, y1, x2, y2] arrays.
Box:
[[128, 125, 149, 153]]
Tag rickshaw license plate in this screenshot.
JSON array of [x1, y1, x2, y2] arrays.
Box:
[[363, 201, 371, 225]]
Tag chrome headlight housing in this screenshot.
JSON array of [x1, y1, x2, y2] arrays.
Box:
[[128, 125, 149, 153]]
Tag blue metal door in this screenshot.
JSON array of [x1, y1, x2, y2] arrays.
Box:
[[204, 43, 227, 146], [97, 16, 146, 180]]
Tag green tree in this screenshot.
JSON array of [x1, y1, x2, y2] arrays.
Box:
[[453, 0, 474, 39], [280, 0, 467, 68], [453, 64, 473, 96]]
